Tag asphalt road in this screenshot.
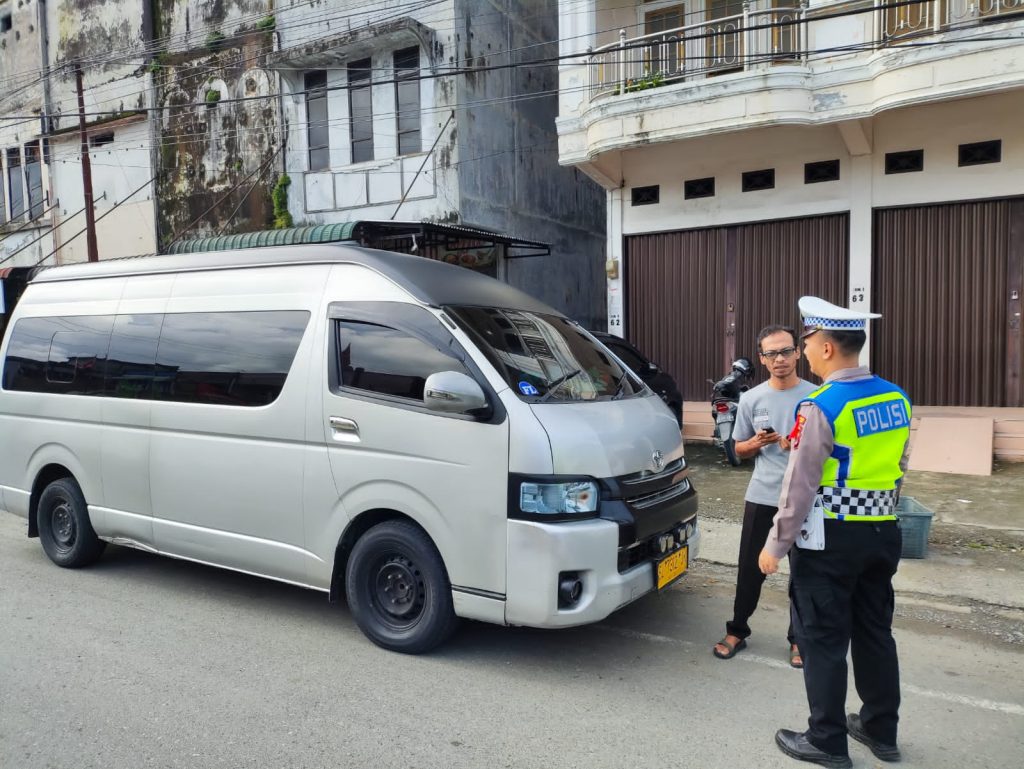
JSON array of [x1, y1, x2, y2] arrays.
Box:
[[1, 512, 1021, 769]]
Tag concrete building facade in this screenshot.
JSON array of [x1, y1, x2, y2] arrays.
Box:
[[556, 1, 1024, 425]]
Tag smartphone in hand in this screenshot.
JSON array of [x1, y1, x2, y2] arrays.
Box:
[[762, 426, 776, 435]]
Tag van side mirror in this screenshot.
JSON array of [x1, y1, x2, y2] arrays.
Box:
[[423, 371, 488, 414]]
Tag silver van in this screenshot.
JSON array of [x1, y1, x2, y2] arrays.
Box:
[[0, 245, 698, 652]]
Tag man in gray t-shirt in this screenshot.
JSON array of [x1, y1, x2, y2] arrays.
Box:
[[713, 325, 815, 666]]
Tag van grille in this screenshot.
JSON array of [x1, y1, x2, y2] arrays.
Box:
[[620, 458, 684, 487], [627, 478, 691, 510]]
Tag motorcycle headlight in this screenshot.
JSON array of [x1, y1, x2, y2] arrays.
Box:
[[515, 479, 600, 521]]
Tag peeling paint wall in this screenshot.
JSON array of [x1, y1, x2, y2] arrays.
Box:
[[455, 0, 606, 328], [0, 0, 54, 266], [46, 0, 149, 131], [152, 1, 280, 247]]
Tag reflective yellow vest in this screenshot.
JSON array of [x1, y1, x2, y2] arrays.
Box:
[[802, 376, 912, 522]]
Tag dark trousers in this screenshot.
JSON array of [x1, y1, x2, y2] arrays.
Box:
[[790, 520, 902, 756], [727, 501, 794, 644]]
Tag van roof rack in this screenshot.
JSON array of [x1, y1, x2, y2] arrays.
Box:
[[163, 221, 550, 259]]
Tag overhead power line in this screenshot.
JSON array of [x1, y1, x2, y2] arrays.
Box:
[[0, 203, 91, 268], [3, 0, 1014, 122], [30, 174, 159, 269]]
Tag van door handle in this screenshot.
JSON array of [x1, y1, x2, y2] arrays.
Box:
[[329, 416, 360, 442]]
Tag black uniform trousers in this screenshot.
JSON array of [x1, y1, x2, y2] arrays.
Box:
[[727, 501, 795, 644], [789, 519, 902, 756]]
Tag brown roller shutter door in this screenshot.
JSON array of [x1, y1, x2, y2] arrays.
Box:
[[873, 199, 1024, 407], [626, 214, 849, 400]]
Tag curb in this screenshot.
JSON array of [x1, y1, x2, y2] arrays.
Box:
[[697, 517, 1024, 611]]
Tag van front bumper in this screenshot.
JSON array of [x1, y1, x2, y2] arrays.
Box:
[[504, 517, 701, 628]]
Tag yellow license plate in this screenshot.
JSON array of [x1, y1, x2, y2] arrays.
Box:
[[656, 546, 688, 591]]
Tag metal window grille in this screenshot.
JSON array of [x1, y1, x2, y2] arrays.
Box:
[[804, 159, 840, 184], [958, 140, 1002, 167], [741, 168, 775, 192], [884, 150, 924, 175], [631, 185, 661, 206], [684, 177, 715, 199]]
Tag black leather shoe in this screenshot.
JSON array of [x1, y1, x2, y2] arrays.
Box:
[[847, 714, 901, 762], [774, 729, 853, 769]]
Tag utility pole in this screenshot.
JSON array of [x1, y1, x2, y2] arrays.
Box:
[[75, 65, 99, 262]]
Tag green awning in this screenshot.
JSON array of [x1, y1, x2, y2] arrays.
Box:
[[166, 221, 549, 258], [166, 223, 358, 254]]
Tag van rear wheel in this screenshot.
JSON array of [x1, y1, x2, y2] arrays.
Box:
[[345, 520, 458, 654], [37, 478, 106, 568]]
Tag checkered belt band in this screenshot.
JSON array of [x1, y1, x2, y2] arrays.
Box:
[[819, 486, 898, 521]]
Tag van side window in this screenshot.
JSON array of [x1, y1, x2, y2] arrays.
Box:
[[336, 320, 470, 401], [154, 311, 310, 407], [2, 311, 308, 407], [4, 316, 113, 394], [104, 314, 162, 399]]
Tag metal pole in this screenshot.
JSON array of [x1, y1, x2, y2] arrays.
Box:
[[75, 65, 99, 262]]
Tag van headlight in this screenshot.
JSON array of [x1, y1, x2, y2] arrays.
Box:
[[512, 478, 600, 521]]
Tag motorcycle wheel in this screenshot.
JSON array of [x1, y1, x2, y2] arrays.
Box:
[[724, 438, 741, 467]]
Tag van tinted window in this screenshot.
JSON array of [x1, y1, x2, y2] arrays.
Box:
[[153, 312, 310, 406], [3, 311, 308, 407], [104, 314, 162, 399], [4, 316, 113, 394], [336, 320, 469, 401]]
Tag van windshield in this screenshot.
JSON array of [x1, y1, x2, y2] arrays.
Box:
[[446, 306, 646, 403]]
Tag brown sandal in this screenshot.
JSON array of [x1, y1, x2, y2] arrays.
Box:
[[713, 637, 747, 659], [790, 645, 804, 669]]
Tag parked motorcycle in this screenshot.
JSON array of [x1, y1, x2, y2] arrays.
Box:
[[709, 357, 754, 466]]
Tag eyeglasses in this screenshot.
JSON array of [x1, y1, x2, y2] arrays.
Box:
[[759, 347, 797, 360]]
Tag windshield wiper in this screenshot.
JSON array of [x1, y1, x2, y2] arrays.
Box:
[[539, 369, 582, 402], [612, 370, 631, 400]]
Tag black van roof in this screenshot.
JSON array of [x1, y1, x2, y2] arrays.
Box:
[[31, 243, 563, 317]]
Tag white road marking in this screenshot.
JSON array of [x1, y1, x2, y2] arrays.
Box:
[[596, 624, 1024, 716], [902, 684, 1024, 716]]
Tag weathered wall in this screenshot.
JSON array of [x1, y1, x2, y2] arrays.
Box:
[[1, 0, 53, 266], [0, 0, 45, 125], [153, 0, 279, 246], [47, 0, 150, 130], [456, 0, 606, 328], [3, 0, 151, 266]]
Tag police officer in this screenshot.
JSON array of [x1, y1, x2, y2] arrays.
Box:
[[758, 297, 911, 769]]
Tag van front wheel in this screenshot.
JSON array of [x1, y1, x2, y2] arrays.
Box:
[[37, 478, 106, 568], [345, 520, 458, 654]]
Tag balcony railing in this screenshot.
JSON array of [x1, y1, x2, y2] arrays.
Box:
[[588, 6, 807, 99], [587, 0, 1023, 100], [881, 0, 1024, 40]]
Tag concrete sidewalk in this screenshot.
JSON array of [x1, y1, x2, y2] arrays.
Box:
[[697, 516, 1024, 611], [686, 442, 1024, 613]]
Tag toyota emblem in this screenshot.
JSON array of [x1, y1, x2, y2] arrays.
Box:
[[652, 450, 665, 472]]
